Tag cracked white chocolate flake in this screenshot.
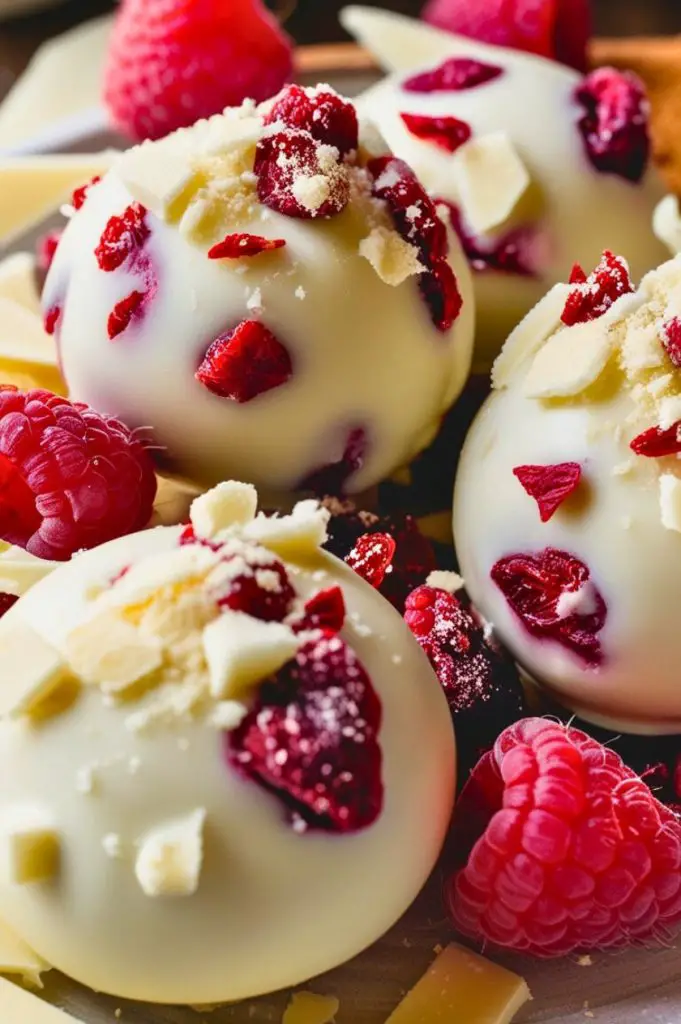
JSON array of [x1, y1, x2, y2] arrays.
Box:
[[359, 226, 422, 285], [65, 613, 163, 695], [116, 142, 199, 221], [209, 700, 249, 730], [660, 474, 681, 532], [244, 500, 330, 559], [0, 622, 71, 718], [135, 809, 206, 898], [190, 480, 257, 538], [102, 544, 220, 609], [203, 612, 298, 699], [452, 132, 530, 235], [1, 811, 60, 885], [492, 284, 570, 389], [657, 394, 681, 430], [524, 318, 615, 398], [426, 570, 464, 593]]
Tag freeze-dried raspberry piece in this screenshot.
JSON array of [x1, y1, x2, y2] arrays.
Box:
[[228, 632, 383, 832], [208, 234, 286, 259], [95, 202, 149, 271], [37, 231, 62, 273], [403, 58, 504, 94], [513, 462, 582, 522], [418, 257, 463, 333], [575, 68, 650, 183], [439, 200, 537, 277], [661, 317, 681, 369], [296, 585, 346, 633], [400, 112, 472, 153], [346, 533, 396, 589], [491, 548, 606, 665], [569, 262, 587, 284], [299, 426, 367, 496], [215, 548, 295, 623], [630, 423, 681, 458], [265, 84, 359, 156], [43, 306, 61, 336], [72, 175, 101, 211], [255, 128, 349, 219], [369, 155, 448, 261], [108, 290, 146, 340], [196, 320, 293, 403], [561, 250, 633, 326], [0, 593, 17, 618]]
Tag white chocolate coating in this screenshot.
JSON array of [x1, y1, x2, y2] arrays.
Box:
[[45, 96, 474, 494], [345, 8, 666, 369], [453, 256, 681, 733], [0, 502, 455, 1003]]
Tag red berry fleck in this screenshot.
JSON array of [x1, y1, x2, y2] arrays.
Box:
[[661, 317, 681, 369], [196, 320, 293, 403], [108, 290, 146, 340], [71, 175, 101, 211], [561, 250, 633, 327], [491, 548, 607, 665], [95, 202, 149, 272], [418, 257, 464, 333], [630, 423, 681, 458], [400, 112, 472, 153], [404, 58, 503, 94], [346, 532, 396, 589], [0, 593, 18, 618], [43, 306, 61, 336], [0, 388, 157, 561], [569, 262, 588, 284], [37, 231, 62, 273], [447, 718, 681, 956], [439, 200, 537, 277], [299, 426, 368, 496], [296, 585, 346, 633], [575, 68, 650, 183], [229, 632, 383, 832], [265, 84, 359, 156], [215, 548, 295, 623], [255, 128, 349, 220], [207, 234, 286, 259], [513, 462, 582, 522]]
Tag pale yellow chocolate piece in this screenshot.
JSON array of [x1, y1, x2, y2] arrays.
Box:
[[3, 819, 60, 885], [190, 480, 258, 539], [384, 943, 530, 1024], [243, 501, 330, 560], [0, 977, 77, 1021], [135, 809, 206, 898], [452, 132, 530, 235], [282, 991, 340, 1024], [0, 918, 48, 986], [359, 227, 423, 286], [523, 319, 615, 399], [0, 254, 41, 314], [0, 622, 71, 718], [0, 298, 64, 394], [202, 612, 298, 699], [0, 548, 58, 598], [65, 613, 163, 695]]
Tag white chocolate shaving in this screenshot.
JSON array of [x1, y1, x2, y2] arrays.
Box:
[[203, 612, 298, 699], [452, 132, 530, 235], [135, 809, 206, 898]]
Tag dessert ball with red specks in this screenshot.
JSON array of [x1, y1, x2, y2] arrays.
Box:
[[0, 481, 454, 1005], [342, 8, 666, 368], [454, 253, 681, 733], [46, 86, 474, 495]]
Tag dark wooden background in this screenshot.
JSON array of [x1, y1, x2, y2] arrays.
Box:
[[0, 0, 680, 102]]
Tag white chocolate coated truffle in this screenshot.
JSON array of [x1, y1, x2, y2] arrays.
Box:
[[45, 90, 474, 494], [453, 254, 681, 733], [0, 485, 455, 1003], [343, 7, 666, 369]]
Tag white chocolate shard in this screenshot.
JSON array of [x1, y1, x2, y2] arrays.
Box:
[[0, 548, 58, 598], [135, 809, 206, 898], [1, 810, 60, 885], [282, 991, 340, 1024], [0, 976, 80, 1020], [660, 474, 681, 532], [524, 319, 615, 398], [190, 481, 258, 539], [65, 613, 163, 695], [203, 612, 298, 699], [0, 253, 41, 314], [243, 501, 330, 559], [654, 195, 681, 257], [116, 141, 199, 221], [0, 918, 49, 986], [452, 132, 530, 235], [359, 226, 423, 286], [209, 700, 249, 731], [492, 283, 571, 389], [340, 6, 460, 72], [0, 622, 71, 718]]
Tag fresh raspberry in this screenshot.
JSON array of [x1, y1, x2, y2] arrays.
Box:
[[207, 234, 286, 260], [37, 231, 62, 273], [43, 306, 61, 337], [405, 585, 525, 771], [229, 632, 383, 832], [661, 317, 681, 369], [447, 718, 681, 956], [491, 548, 607, 665], [0, 388, 157, 561], [95, 203, 149, 273], [298, 427, 367, 496], [403, 58, 503, 94], [422, 0, 590, 72], [439, 200, 537, 277], [264, 84, 359, 157], [108, 290, 146, 340], [346, 533, 396, 590], [71, 175, 101, 211], [513, 463, 582, 522], [0, 593, 18, 618], [575, 68, 650, 183], [630, 423, 681, 458], [399, 113, 472, 153], [103, 0, 293, 142], [561, 250, 633, 327], [295, 586, 346, 634], [255, 128, 349, 220], [196, 321, 293, 403]]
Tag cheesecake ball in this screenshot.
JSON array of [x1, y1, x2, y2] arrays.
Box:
[[343, 8, 666, 369], [453, 251, 681, 733], [0, 482, 455, 1004], [44, 85, 474, 495]]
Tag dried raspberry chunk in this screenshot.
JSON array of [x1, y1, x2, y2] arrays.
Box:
[[346, 533, 396, 589], [43, 306, 61, 336], [215, 549, 295, 623], [439, 200, 536, 277], [400, 112, 472, 153], [403, 58, 504, 94], [513, 462, 582, 522], [264, 84, 359, 156], [196, 320, 293, 403], [0, 593, 18, 618], [108, 290, 145, 340], [255, 128, 349, 219], [296, 585, 346, 633], [37, 231, 62, 273], [208, 234, 286, 259], [95, 202, 149, 272], [575, 68, 650, 183], [491, 548, 606, 665], [72, 175, 101, 211], [298, 426, 367, 496], [228, 632, 383, 832], [418, 257, 463, 333], [561, 250, 633, 327], [630, 423, 681, 458], [661, 317, 681, 369]]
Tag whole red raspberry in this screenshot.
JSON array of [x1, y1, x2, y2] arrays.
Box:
[[448, 718, 681, 956], [264, 84, 359, 157], [0, 388, 157, 561], [103, 0, 293, 142]]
